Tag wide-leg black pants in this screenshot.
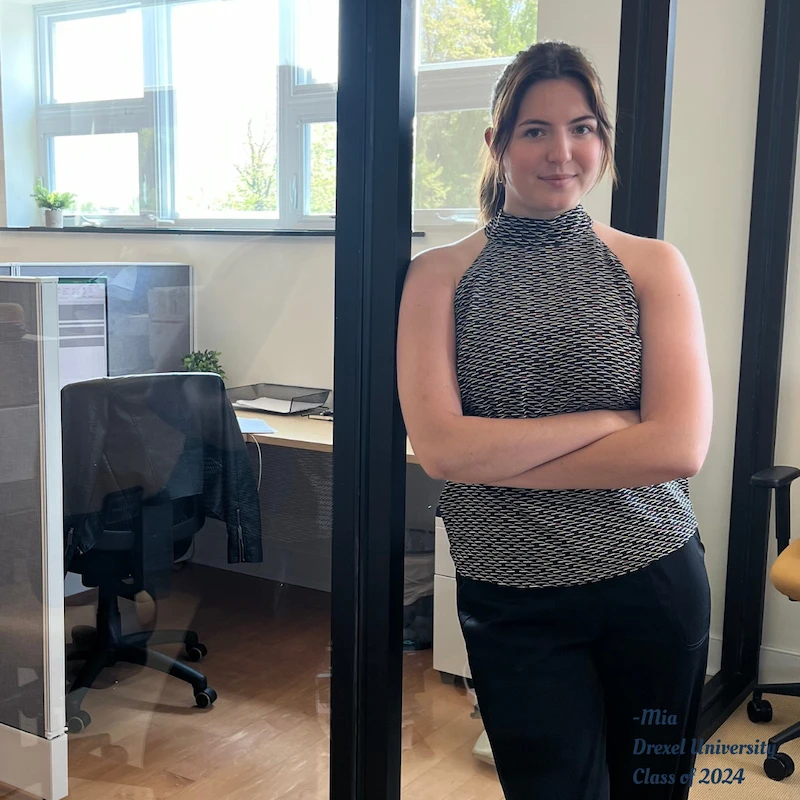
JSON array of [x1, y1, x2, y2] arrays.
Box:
[[457, 532, 711, 800]]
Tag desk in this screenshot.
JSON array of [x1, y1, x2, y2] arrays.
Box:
[[234, 410, 419, 464]]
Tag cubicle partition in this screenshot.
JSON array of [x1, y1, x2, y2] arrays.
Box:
[[2, 263, 192, 377], [0, 277, 67, 799]]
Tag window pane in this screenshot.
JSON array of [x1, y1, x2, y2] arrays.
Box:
[[418, 0, 538, 65], [51, 10, 143, 103], [306, 122, 337, 216], [294, 0, 339, 85], [52, 133, 140, 216], [413, 109, 489, 211], [170, 0, 279, 220]]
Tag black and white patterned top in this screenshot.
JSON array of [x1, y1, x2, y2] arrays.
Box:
[[438, 204, 697, 588]]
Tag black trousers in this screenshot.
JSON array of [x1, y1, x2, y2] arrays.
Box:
[[457, 532, 710, 800]]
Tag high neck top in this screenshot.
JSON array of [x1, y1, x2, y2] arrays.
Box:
[[438, 205, 698, 589], [485, 204, 594, 245]]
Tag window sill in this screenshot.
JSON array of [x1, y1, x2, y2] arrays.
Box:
[[1, 226, 426, 238]]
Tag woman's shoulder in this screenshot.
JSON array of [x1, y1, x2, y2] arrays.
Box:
[[591, 220, 687, 289], [407, 228, 488, 287]]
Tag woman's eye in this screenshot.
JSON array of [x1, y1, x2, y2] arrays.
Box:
[[574, 125, 594, 135], [524, 128, 544, 138]]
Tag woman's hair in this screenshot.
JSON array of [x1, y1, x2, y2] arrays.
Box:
[[478, 40, 617, 225]]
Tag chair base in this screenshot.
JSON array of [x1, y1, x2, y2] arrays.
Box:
[[66, 588, 216, 732], [749, 684, 800, 781]]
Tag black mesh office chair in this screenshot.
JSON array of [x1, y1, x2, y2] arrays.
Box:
[[747, 466, 800, 782], [62, 373, 262, 734]]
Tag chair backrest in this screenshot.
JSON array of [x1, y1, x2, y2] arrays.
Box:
[[61, 373, 231, 588]]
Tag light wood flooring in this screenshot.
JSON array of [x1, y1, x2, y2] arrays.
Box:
[[1, 564, 500, 800], [2, 564, 799, 799]]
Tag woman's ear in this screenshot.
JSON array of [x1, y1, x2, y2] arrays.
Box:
[[484, 126, 494, 150]]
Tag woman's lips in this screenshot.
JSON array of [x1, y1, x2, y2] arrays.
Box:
[[540, 175, 575, 188]]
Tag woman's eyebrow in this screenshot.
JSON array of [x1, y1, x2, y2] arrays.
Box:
[[517, 115, 597, 127]]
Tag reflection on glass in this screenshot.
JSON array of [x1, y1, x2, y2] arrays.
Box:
[[306, 122, 337, 216], [417, 0, 538, 65], [170, 0, 280, 219], [294, 0, 339, 84], [414, 110, 490, 211], [51, 9, 144, 103], [0, 283, 45, 740], [53, 133, 140, 216]]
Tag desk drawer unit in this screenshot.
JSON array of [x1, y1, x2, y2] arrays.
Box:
[[433, 517, 471, 681]]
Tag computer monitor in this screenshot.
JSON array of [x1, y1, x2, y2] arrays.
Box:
[[57, 277, 109, 389]]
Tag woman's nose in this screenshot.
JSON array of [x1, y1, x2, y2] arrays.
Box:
[[548, 133, 571, 165]]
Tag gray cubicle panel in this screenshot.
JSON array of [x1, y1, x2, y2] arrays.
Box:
[[19, 263, 192, 376]]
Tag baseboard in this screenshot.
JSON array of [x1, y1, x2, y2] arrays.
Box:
[[0, 722, 67, 800], [705, 634, 800, 684]]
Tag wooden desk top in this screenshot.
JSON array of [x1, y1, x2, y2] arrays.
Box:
[[235, 410, 418, 464]]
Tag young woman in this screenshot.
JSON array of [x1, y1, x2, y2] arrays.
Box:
[[397, 41, 713, 800]]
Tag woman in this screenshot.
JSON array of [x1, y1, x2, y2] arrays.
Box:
[[397, 41, 712, 800]]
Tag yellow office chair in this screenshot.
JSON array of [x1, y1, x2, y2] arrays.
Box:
[[747, 466, 800, 782]]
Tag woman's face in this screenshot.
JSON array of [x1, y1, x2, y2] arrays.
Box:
[[487, 77, 604, 219]]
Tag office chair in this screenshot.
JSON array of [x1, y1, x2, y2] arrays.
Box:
[[62, 373, 263, 734], [65, 490, 215, 734], [746, 466, 800, 781]]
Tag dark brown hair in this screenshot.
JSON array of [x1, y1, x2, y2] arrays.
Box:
[[478, 40, 617, 225]]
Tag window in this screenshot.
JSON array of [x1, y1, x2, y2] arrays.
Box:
[[22, 0, 335, 231], [3, 0, 536, 231]]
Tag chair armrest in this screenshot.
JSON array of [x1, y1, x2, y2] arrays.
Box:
[[751, 466, 800, 556], [751, 466, 800, 489]]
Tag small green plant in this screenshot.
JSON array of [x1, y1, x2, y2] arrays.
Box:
[[182, 350, 226, 380], [31, 179, 76, 210]]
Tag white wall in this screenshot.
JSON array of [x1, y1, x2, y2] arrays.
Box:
[[0, 1, 38, 227], [769, 123, 800, 681], [0, 231, 337, 389], [664, 0, 770, 673]]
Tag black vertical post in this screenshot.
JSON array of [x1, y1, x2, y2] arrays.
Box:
[[330, 1, 416, 799], [718, 0, 800, 705], [611, 0, 677, 239]]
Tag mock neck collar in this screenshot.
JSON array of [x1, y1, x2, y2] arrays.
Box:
[[485, 204, 593, 244]]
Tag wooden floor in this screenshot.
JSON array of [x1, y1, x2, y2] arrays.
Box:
[[1, 565, 500, 800], [3, 564, 799, 798]]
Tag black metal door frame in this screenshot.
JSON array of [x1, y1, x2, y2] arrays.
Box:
[[611, 0, 800, 738], [330, 1, 416, 799]]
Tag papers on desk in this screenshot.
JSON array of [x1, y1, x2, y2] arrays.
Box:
[[237, 417, 275, 435], [233, 396, 321, 414]]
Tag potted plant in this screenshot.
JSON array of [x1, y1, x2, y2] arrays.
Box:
[[182, 350, 226, 380], [31, 179, 76, 228]]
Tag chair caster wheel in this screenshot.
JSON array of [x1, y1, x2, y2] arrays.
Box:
[[195, 688, 217, 709], [764, 752, 794, 781], [71, 626, 96, 647], [67, 710, 91, 734], [185, 643, 208, 662], [747, 698, 773, 723]]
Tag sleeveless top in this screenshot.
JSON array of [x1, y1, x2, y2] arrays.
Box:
[[437, 204, 698, 589]]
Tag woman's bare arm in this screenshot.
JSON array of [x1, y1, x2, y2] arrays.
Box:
[[488, 241, 713, 490], [397, 244, 640, 484]]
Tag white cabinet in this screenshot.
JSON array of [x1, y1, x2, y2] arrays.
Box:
[[433, 517, 471, 680]]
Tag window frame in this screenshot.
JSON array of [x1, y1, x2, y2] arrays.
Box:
[[31, 0, 512, 231]]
